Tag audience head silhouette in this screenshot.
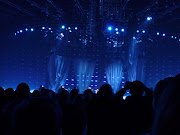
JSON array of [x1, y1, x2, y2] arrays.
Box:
[[97, 84, 114, 101], [152, 75, 180, 135], [5, 88, 15, 103], [32, 90, 40, 97], [0, 87, 4, 93], [12, 98, 62, 135], [16, 83, 30, 99], [130, 81, 145, 97]]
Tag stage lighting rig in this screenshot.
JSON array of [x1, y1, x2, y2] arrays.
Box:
[[121, 28, 125, 32], [147, 17, 152, 21], [115, 28, 118, 31], [108, 26, 112, 31], [61, 25, 65, 29]]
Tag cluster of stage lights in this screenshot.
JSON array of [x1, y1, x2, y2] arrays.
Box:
[[61, 25, 78, 32], [135, 30, 180, 42], [106, 16, 152, 34], [15, 28, 34, 36], [107, 26, 125, 34], [14, 25, 78, 36], [14, 25, 180, 42], [147, 16, 152, 21]]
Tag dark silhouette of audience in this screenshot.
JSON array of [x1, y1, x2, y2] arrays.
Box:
[[12, 98, 62, 135], [1, 74, 180, 135], [152, 75, 180, 135]]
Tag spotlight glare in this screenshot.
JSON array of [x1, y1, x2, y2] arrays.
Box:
[[20, 30, 23, 33], [115, 28, 118, 31], [17, 31, 19, 33], [75, 27, 78, 30], [31, 28, 34, 31], [25, 28, 28, 31], [116, 32, 119, 34], [121, 28, 125, 32], [61, 25, 65, 29], [15, 33, 16, 36], [175, 37, 177, 39], [60, 33, 64, 37], [157, 32, 159, 35], [123, 96, 127, 100], [108, 26, 112, 31], [137, 30, 139, 33], [171, 36, 174, 38], [49, 28, 51, 30], [179, 39, 180, 41], [69, 30, 72, 32], [42, 27, 45, 29], [163, 33, 165, 36], [68, 27, 71, 29], [142, 30, 145, 33], [147, 17, 152, 21]]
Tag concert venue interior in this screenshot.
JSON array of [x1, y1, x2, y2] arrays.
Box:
[[0, 0, 180, 91], [1, 0, 180, 135], [1, 0, 180, 93]]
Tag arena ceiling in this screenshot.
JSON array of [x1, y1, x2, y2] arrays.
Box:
[[0, 0, 180, 36]]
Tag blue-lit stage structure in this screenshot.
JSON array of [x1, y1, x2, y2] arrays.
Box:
[[1, 24, 180, 93], [1, 0, 180, 93]]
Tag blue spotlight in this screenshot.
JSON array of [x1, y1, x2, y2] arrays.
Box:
[[17, 31, 19, 33], [157, 32, 159, 35], [25, 28, 28, 31], [75, 27, 78, 30], [179, 39, 180, 41], [171, 36, 174, 38], [69, 30, 72, 32], [115, 28, 118, 31], [68, 27, 71, 29], [147, 16, 152, 21], [60, 33, 64, 37], [123, 96, 127, 100], [175, 37, 177, 39], [136, 30, 139, 33], [51, 31, 53, 33], [42, 27, 45, 29], [20, 30, 23, 33], [121, 28, 125, 32], [142, 30, 145, 33], [61, 25, 65, 29], [163, 33, 165, 36], [108, 26, 112, 31], [116, 32, 119, 34], [49, 28, 51, 30], [31, 28, 34, 31], [15, 33, 17, 36]]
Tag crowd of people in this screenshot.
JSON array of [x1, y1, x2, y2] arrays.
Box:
[[0, 74, 180, 135]]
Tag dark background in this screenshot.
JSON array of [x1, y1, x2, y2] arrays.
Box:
[[1, 0, 180, 90]]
